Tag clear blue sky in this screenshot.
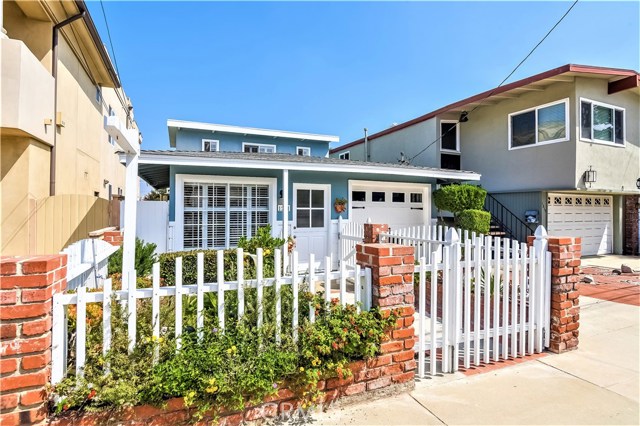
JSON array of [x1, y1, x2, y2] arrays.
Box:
[[88, 0, 639, 150]]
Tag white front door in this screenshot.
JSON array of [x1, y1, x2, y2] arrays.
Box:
[[293, 184, 330, 271]]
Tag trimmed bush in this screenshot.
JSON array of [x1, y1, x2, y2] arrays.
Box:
[[108, 238, 157, 277], [455, 209, 491, 235], [433, 184, 487, 214]]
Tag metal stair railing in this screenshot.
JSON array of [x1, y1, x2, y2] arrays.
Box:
[[483, 193, 534, 242]]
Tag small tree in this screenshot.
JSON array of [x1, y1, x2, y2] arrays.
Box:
[[433, 184, 490, 235], [143, 188, 169, 201]]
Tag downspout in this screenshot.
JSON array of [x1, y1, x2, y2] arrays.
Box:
[[50, 10, 86, 196]]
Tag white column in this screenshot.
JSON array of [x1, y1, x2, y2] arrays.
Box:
[[282, 169, 289, 272], [122, 153, 139, 290]]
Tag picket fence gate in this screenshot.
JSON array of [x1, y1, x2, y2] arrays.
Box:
[[51, 249, 371, 384], [338, 218, 365, 269], [405, 226, 551, 378], [62, 238, 119, 291]]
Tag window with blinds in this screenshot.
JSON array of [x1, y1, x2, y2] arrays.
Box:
[[183, 182, 270, 249], [508, 99, 569, 149], [580, 98, 625, 145]]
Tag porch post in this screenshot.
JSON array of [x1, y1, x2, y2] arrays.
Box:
[[282, 169, 289, 272], [122, 153, 139, 293]]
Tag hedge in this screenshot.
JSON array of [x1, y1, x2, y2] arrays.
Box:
[[455, 209, 491, 235], [433, 184, 487, 214]]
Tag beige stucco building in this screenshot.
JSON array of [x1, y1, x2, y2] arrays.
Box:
[[1, 0, 141, 255]]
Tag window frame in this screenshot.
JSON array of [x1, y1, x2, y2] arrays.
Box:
[[508, 98, 570, 151], [578, 97, 626, 147], [175, 174, 277, 250], [242, 142, 277, 153], [296, 146, 311, 156], [439, 120, 460, 153], [338, 151, 350, 160], [202, 139, 219, 152]]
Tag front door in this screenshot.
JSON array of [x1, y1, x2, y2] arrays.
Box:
[[293, 184, 330, 271]]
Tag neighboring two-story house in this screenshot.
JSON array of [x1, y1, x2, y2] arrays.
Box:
[[330, 64, 640, 256], [136, 119, 480, 269], [1, 0, 141, 255]]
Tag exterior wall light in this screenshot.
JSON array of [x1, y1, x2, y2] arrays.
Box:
[[584, 166, 597, 188]]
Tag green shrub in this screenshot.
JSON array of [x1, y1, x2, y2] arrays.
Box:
[[433, 184, 487, 215], [108, 238, 157, 278], [455, 209, 490, 235]]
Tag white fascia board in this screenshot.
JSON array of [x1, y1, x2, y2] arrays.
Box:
[[166, 119, 340, 143], [106, 115, 139, 154], [138, 153, 481, 181]]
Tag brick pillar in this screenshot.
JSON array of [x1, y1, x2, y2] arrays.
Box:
[[102, 230, 124, 246], [0, 255, 67, 425], [548, 237, 581, 353], [356, 229, 415, 388], [363, 223, 389, 244]]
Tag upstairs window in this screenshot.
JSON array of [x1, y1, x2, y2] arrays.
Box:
[[107, 105, 116, 145], [297, 146, 311, 156], [202, 139, 219, 152], [243, 143, 276, 153], [509, 99, 569, 149], [440, 121, 459, 152], [580, 98, 625, 145], [338, 152, 350, 160]]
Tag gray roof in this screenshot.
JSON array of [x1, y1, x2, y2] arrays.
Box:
[[136, 150, 480, 189]]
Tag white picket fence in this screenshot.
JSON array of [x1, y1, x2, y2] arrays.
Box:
[[62, 238, 119, 291], [51, 249, 371, 384], [338, 218, 365, 269], [380, 224, 453, 264], [413, 226, 551, 378]]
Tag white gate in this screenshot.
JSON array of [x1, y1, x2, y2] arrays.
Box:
[[338, 218, 365, 269], [407, 226, 551, 377], [62, 238, 119, 291]]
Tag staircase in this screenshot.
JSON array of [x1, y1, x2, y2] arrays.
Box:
[[484, 193, 534, 243]]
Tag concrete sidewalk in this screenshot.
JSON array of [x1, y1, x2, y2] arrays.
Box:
[[309, 296, 640, 425]]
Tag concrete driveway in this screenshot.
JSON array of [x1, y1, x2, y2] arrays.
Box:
[[310, 296, 640, 425]]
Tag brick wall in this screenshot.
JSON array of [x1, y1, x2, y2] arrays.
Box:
[[624, 195, 639, 256], [0, 255, 67, 426], [102, 230, 124, 247]]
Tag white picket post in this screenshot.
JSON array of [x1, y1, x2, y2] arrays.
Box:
[[429, 254, 438, 376], [127, 269, 137, 353], [441, 245, 450, 373], [309, 253, 316, 322], [418, 256, 426, 378], [528, 243, 536, 354], [502, 238, 510, 360], [217, 250, 225, 330], [257, 248, 264, 328], [324, 256, 331, 305], [152, 262, 160, 363], [511, 244, 519, 358], [196, 252, 204, 340], [354, 263, 361, 313], [483, 236, 491, 363], [76, 284, 87, 378], [339, 258, 347, 306], [51, 294, 65, 384], [473, 236, 482, 366], [237, 248, 244, 320], [175, 257, 183, 350], [519, 242, 527, 357], [463, 237, 471, 369], [544, 251, 552, 348], [103, 278, 112, 360], [292, 251, 299, 343], [533, 226, 548, 352], [492, 237, 501, 362], [275, 249, 282, 344], [364, 267, 372, 311], [448, 228, 461, 372]]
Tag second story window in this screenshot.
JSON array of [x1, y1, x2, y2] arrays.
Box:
[[202, 139, 219, 152], [339, 152, 350, 160], [508, 98, 569, 149], [580, 98, 625, 145], [107, 105, 116, 145], [297, 146, 311, 156], [96, 85, 102, 104], [243, 143, 276, 153]]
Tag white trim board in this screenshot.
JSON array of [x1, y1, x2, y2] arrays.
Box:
[[138, 153, 481, 181], [168, 119, 339, 143]]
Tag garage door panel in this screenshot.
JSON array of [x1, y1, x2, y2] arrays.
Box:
[[547, 193, 612, 256]]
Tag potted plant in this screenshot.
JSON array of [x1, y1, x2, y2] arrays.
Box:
[[334, 197, 348, 213]]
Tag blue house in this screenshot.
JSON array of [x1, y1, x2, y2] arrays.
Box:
[[137, 119, 480, 269]]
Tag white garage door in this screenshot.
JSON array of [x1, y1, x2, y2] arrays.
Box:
[[547, 193, 613, 256], [349, 182, 430, 229]]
